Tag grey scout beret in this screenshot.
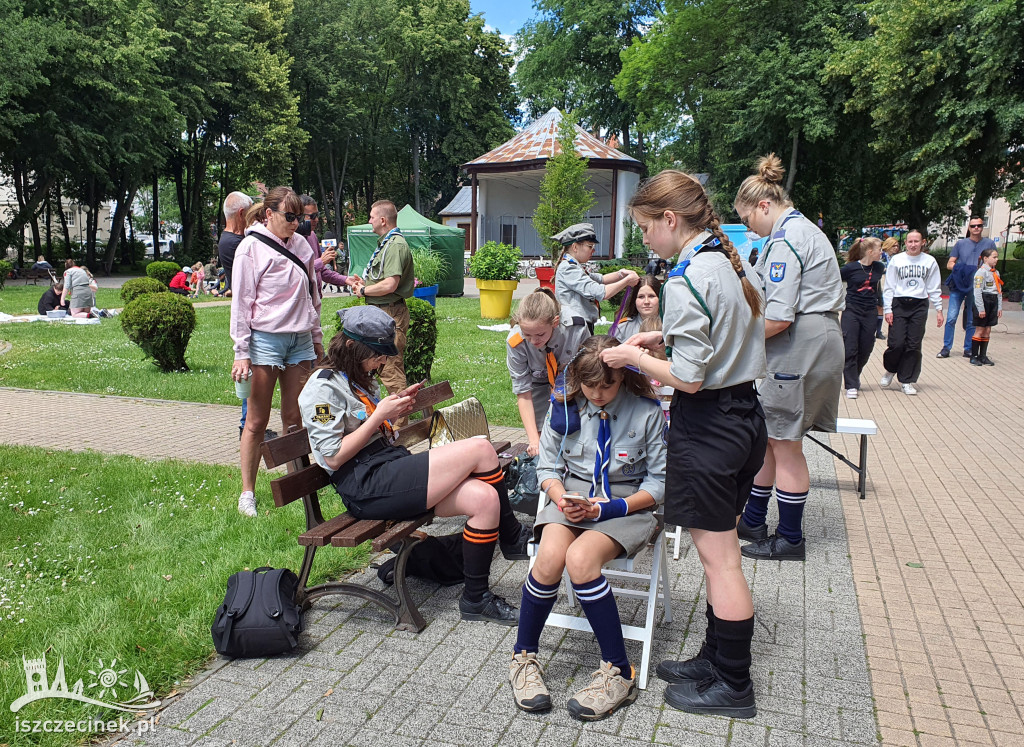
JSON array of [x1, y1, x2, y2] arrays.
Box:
[[552, 223, 599, 246], [338, 305, 399, 356]]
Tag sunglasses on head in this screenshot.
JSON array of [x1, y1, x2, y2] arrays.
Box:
[[272, 209, 303, 223]]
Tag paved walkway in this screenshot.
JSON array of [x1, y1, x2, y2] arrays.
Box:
[[2, 303, 1022, 746]]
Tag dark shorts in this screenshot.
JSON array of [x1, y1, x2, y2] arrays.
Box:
[[329, 442, 430, 520], [972, 294, 998, 328], [665, 383, 768, 532]]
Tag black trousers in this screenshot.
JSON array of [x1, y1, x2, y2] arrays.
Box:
[[841, 305, 877, 389], [882, 297, 928, 383]]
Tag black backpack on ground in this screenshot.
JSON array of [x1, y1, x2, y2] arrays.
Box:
[[211, 567, 304, 658], [505, 454, 540, 516], [375, 533, 464, 587]]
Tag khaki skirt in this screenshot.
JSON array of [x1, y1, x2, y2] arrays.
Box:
[[534, 475, 658, 558]]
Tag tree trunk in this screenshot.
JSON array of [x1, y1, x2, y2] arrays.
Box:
[[4, 163, 54, 265], [103, 180, 136, 274], [152, 173, 160, 260], [315, 148, 330, 232], [412, 132, 421, 213], [56, 183, 71, 253], [786, 131, 799, 194], [85, 178, 97, 268], [44, 188, 53, 260]]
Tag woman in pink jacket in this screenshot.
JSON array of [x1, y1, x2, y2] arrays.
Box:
[[230, 186, 323, 517]]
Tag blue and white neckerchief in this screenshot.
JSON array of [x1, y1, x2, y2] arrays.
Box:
[[590, 410, 612, 500], [364, 227, 403, 279]]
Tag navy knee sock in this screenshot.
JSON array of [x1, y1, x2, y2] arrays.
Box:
[[741, 484, 773, 528], [471, 468, 521, 546], [573, 576, 630, 674], [461, 524, 498, 602], [775, 488, 807, 543], [714, 616, 754, 692], [513, 571, 559, 654]]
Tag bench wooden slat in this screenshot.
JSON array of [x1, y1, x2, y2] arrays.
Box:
[[395, 420, 431, 447], [270, 464, 331, 507], [331, 519, 390, 547], [262, 429, 313, 469], [299, 512, 361, 547], [371, 514, 434, 553]]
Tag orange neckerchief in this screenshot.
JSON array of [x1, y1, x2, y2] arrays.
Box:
[[546, 351, 558, 389], [992, 269, 1004, 293], [352, 385, 396, 444]]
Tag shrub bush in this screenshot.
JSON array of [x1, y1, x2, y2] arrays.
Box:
[[333, 296, 438, 385], [121, 292, 196, 371], [146, 260, 181, 287], [0, 260, 12, 290], [120, 276, 168, 305], [470, 241, 521, 280], [1012, 242, 1024, 260]]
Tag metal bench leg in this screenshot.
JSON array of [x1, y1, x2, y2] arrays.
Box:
[[858, 434, 868, 500], [391, 534, 428, 633]]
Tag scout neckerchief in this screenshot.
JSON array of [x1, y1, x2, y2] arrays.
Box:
[[591, 410, 612, 500], [350, 381, 397, 445], [364, 227, 403, 280], [991, 268, 1004, 294]]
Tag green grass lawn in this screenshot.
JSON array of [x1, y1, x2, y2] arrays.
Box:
[[0, 296, 614, 427], [0, 445, 363, 746]]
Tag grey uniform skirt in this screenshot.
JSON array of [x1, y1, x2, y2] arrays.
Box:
[[759, 311, 843, 441], [531, 382, 551, 429], [534, 475, 659, 558]]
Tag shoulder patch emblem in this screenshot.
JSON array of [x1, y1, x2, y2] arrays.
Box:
[[508, 332, 524, 348], [312, 404, 333, 424], [769, 262, 786, 282]]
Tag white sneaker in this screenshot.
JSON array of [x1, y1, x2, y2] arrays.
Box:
[[846, 388, 858, 399], [901, 383, 917, 396], [879, 372, 895, 387], [237, 491, 257, 517]]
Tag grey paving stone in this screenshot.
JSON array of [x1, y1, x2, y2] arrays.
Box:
[[618, 703, 664, 740], [539, 724, 583, 744], [839, 708, 881, 744], [728, 720, 770, 746], [176, 698, 237, 735], [767, 728, 806, 747], [346, 728, 427, 747], [655, 725, 733, 746], [203, 718, 284, 747], [426, 722, 501, 746], [493, 719, 546, 747]]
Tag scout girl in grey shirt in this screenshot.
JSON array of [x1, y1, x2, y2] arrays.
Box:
[[508, 335, 666, 721], [970, 248, 1002, 365]]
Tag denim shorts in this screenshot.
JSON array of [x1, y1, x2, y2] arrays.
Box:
[[249, 329, 316, 368]]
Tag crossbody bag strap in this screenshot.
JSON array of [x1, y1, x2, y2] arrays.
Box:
[[251, 232, 315, 299]]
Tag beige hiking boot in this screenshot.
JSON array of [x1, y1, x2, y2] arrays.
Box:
[[509, 651, 552, 712], [567, 660, 638, 721]]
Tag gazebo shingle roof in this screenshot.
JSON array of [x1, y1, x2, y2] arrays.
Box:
[[465, 108, 641, 172]]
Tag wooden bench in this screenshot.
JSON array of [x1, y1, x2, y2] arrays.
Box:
[[21, 267, 57, 285], [260, 381, 526, 633], [806, 417, 878, 500]]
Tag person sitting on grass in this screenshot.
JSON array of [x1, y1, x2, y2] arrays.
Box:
[[169, 266, 192, 296], [299, 305, 531, 625], [38, 281, 69, 315]]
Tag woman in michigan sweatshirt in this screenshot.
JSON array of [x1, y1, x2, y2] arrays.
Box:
[[879, 230, 944, 395]]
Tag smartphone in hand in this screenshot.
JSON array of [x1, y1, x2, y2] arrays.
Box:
[[560, 492, 594, 509]]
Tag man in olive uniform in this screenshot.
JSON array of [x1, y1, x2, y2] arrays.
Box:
[[350, 200, 415, 411]]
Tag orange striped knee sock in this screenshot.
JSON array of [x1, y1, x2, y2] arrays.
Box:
[[472, 468, 521, 545], [462, 524, 498, 602]]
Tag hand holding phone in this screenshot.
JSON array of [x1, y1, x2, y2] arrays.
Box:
[[560, 492, 593, 509]]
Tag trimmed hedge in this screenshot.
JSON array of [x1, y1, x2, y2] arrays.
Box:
[[146, 260, 181, 287], [333, 296, 438, 385], [121, 292, 197, 371], [120, 276, 168, 305]]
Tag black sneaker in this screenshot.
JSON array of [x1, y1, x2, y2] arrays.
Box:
[[936, 348, 950, 358], [736, 516, 768, 542], [264, 428, 279, 441], [875, 331, 886, 340], [656, 644, 715, 684], [740, 533, 805, 561], [499, 524, 532, 561], [962, 350, 972, 358], [664, 674, 757, 719], [981, 356, 995, 366], [460, 591, 519, 626], [971, 356, 983, 366]]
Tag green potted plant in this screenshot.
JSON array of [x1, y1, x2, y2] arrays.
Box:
[[470, 240, 521, 319], [411, 247, 447, 307]]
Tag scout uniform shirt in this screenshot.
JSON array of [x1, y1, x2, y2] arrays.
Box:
[[535, 391, 668, 557], [555, 257, 604, 327], [973, 265, 1003, 314], [506, 323, 591, 395], [613, 316, 644, 343], [754, 209, 844, 322], [662, 231, 766, 390], [299, 369, 389, 474], [364, 229, 414, 305]]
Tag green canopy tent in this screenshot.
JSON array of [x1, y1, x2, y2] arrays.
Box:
[[346, 205, 465, 297]]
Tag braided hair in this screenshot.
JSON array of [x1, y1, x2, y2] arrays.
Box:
[[629, 170, 763, 319]]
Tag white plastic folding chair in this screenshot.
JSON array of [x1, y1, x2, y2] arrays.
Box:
[[526, 491, 674, 689]]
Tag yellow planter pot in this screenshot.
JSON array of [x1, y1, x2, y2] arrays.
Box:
[[475, 279, 519, 319]]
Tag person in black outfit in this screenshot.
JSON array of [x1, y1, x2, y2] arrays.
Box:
[[217, 190, 254, 295], [38, 282, 69, 314], [839, 237, 886, 399]]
